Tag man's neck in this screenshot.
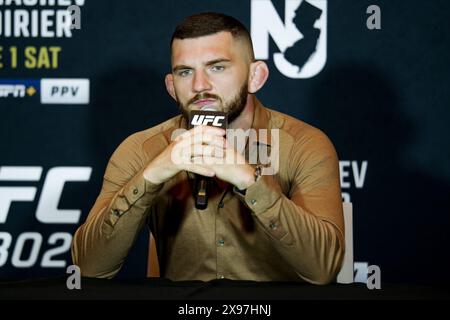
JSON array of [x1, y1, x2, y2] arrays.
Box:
[[228, 94, 255, 131]]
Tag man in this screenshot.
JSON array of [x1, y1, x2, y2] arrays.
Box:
[[72, 12, 344, 284]]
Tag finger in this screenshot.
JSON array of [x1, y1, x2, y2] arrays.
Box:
[[192, 125, 225, 136], [192, 155, 226, 166], [183, 145, 226, 159], [172, 143, 224, 167], [176, 131, 226, 149], [190, 137, 226, 152], [203, 135, 227, 149], [175, 125, 225, 142]]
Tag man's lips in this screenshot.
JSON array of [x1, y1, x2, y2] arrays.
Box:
[[194, 99, 216, 106]]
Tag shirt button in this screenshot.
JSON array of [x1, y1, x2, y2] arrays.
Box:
[[112, 209, 121, 216], [269, 222, 278, 230], [218, 275, 225, 279], [133, 188, 139, 195], [218, 202, 224, 208], [218, 239, 225, 246], [250, 199, 257, 205]]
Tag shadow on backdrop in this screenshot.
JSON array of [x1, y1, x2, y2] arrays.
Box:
[[310, 64, 450, 285]]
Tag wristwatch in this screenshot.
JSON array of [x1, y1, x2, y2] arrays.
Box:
[[254, 164, 263, 179], [234, 165, 263, 196]]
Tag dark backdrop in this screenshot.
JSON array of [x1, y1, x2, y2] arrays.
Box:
[[1, 0, 449, 285]]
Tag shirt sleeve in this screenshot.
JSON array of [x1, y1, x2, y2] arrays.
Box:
[[71, 134, 164, 278], [233, 130, 345, 285]]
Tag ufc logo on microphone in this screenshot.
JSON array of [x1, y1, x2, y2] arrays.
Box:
[[190, 115, 226, 127]]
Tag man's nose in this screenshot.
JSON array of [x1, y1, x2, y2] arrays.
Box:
[[192, 70, 212, 93]]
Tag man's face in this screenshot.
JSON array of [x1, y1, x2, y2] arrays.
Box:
[[170, 31, 251, 123]]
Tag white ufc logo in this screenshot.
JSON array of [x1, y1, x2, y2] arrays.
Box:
[[190, 115, 226, 127], [0, 166, 91, 224], [251, 0, 327, 79]]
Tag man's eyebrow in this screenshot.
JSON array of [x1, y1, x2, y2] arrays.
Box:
[[172, 64, 191, 73], [172, 59, 231, 73], [204, 58, 231, 66]]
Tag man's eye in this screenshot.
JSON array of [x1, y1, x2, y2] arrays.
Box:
[[178, 70, 192, 77], [211, 65, 225, 72]]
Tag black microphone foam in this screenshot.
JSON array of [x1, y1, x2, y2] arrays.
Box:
[[188, 108, 228, 210]]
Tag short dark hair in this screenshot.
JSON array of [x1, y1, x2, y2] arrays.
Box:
[[171, 12, 255, 61]]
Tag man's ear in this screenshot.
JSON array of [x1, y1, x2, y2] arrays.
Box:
[[165, 73, 177, 100], [248, 61, 269, 94]]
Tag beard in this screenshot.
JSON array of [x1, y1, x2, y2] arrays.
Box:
[[177, 81, 248, 125]]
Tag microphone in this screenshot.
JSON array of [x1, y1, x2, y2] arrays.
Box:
[[188, 106, 228, 210]]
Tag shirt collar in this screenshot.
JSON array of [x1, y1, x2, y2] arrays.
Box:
[[249, 97, 273, 147]]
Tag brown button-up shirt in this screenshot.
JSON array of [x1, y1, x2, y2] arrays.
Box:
[[71, 98, 345, 284]]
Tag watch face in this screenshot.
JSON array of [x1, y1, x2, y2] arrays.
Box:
[[255, 165, 263, 177]]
